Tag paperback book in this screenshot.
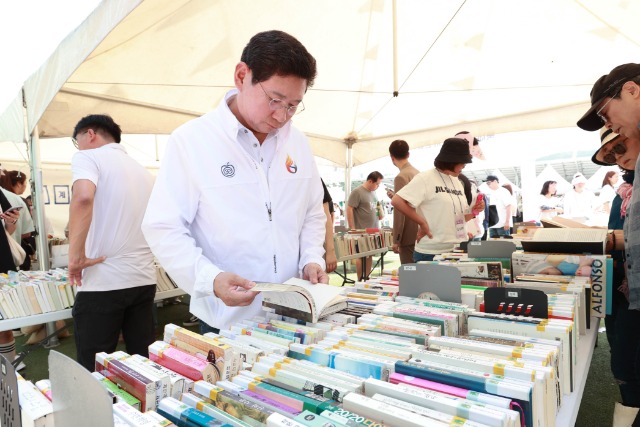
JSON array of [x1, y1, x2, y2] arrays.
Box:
[[253, 278, 347, 323]]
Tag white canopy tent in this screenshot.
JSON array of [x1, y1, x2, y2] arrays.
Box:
[[2, 0, 640, 163], [1, 0, 640, 262]]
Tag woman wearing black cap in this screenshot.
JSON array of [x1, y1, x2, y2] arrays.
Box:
[[390, 138, 484, 262]]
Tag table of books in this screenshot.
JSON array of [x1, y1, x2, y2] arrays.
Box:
[[15, 277, 600, 427]]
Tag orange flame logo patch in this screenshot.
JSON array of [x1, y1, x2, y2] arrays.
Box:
[[285, 155, 298, 174]]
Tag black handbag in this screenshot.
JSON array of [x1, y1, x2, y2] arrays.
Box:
[[487, 205, 499, 228]]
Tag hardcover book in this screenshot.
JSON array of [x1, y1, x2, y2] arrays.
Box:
[[253, 278, 347, 323]]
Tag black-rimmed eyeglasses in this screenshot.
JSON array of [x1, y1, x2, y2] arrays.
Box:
[[258, 82, 305, 116]]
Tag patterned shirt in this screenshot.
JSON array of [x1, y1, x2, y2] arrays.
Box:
[[625, 160, 640, 309]]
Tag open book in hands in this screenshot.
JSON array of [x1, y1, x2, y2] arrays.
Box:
[[252, 278, 348, 323]]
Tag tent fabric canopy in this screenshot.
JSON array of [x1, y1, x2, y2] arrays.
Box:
[[2, 0, 640, 167]]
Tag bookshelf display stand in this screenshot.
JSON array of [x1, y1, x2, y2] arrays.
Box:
[[0, 287, 185, 332], [49, 350, 114, 427], [335, 247, 389, 285], [556, 317, 600, 426], [0, 354, 20, 427]]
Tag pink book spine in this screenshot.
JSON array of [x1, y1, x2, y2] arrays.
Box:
[[150, 349, 204, 382], [389, 372, 468, 399]]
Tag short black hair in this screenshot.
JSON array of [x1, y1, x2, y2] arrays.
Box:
[[434, 160, 460, 173], [367, 171, 384, 182], [389, 139, 410, 159], [241, 30, 317, 88], [73, 114, 121, 143]]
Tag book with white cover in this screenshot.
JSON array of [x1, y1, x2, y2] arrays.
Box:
[[342, 392, 451, 427], [17, 378, 54, 427], [253, 278, 347, 323], [372, 393, 489, 427], [363, 377, 519, 427]]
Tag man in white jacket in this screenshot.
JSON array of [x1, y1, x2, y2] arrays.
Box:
[[142, 30, 327, 334]]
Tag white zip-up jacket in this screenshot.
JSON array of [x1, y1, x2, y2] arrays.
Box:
[[142, 91, 326, 330]]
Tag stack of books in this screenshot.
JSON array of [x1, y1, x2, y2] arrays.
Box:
[[511, 252, 611, 319], [0, 270, 75, 319]]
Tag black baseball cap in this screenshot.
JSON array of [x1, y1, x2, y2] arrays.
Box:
[[577, 63, 640, 131]]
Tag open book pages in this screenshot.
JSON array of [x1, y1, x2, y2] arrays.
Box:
[[541, 216, 605, 229], [521, 227, 609, 255], [253, 278, 347, 323]]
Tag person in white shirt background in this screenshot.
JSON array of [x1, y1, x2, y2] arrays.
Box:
[[598, 170, 619, 214], [484, 175, 512, 237], [142, 30, 327, 335], [68, 114, 156, 371], [538, 180, 564, 221], [562, 172, 596, 220]]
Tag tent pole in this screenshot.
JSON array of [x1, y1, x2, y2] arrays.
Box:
[[344, 140, 354, 198], [28, 126, 50, 272], [22, 89, 50, 271], [392, 0, 398, 93], [24, 94, 59, 347]]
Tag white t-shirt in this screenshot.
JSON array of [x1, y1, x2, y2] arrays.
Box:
[[537, 194, 561, 220], [598, 185, 616, 208], [396, 168, 469, 255], [486, 186, 512, 228], [71, 143, 156, 292], [562, 189, 596, 219]]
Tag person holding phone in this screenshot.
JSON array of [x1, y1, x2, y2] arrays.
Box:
[[0, 170, 34, 267], [0, 165, 25, 370]]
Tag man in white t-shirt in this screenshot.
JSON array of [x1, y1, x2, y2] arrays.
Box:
[[68, 114, 156, 371], [485, 175, 512, 238]]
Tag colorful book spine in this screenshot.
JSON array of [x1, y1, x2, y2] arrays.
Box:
[[243, 378, 334, 414], [180, 392, 254, 427], [371, 394, 488, 427], [158, 396, 231, 426], [35, 379, 52, 401], [165, 323, 238, 379], [389, 372, 511, 409], [342, 393, 449, 427], [130, 354, 191, 398], [91, 372, 141, 409], [96, 353, 156, 411], [241, 390, 301, 416], [149, 341, 217, 383]]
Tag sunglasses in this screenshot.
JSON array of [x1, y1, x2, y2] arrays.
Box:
[[602, 142, 627, 164]]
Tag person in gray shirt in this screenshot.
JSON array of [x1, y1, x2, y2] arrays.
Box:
[[347, 171, 384, 279]]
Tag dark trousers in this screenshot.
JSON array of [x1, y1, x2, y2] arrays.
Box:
[[489, 228, 511, 238], [72, 284, 156, 371], [199, 320, 220, 336], [412, 252, 435, 262], [607, 292, 640, 409]]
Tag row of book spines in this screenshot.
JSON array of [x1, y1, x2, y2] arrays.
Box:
[[156, 266, 180, 292], [333, 231, 393, 257], [202, 371, 490, 427], [0, 280, 75, 319]]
